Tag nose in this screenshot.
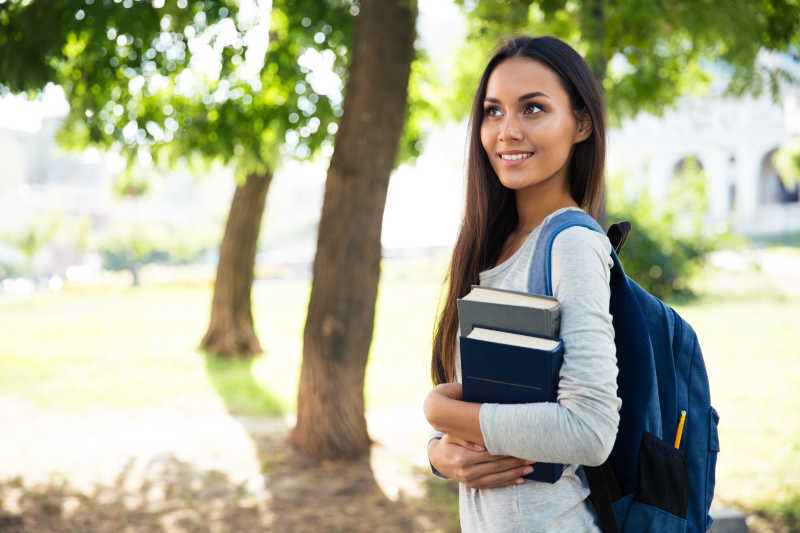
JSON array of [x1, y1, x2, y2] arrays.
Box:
[[499, 114, 523, 142]]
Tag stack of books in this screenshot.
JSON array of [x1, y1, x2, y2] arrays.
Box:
[[458, 285, 565, 483]]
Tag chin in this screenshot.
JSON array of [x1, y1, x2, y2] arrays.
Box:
[[495, 167, 561, 191], [497, 175, 543, 191]]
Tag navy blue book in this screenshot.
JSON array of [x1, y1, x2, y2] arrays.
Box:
[[460, 326, 565, 483]]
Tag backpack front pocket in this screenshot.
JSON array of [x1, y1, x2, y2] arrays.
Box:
[[634, 430, 690, 519], [623, 500, 688, 533]]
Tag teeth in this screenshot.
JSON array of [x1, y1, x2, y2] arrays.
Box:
[[500, 152, 533, 160]]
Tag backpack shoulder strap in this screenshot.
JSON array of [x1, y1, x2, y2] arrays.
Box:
[[527, 209, 618, 296]]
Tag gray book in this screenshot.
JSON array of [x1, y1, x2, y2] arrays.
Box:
[[457, 284, 560, 339]]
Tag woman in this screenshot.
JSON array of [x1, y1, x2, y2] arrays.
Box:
[[423, 35, 622, 532]]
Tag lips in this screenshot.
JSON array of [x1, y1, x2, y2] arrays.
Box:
[[497, 150, 535, 168]]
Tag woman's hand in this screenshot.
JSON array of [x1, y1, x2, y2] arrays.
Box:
[[429, 433, 534, 489]]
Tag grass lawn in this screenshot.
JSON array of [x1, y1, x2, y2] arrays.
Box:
[[0, 266, 445, 417], [1, 251, 799, 531]]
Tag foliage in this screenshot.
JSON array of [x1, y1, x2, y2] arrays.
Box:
[[97, 220, 216, 278], [0, 262, 25, 279], [0, 215, 61, 276], [0, 0, 355, 177], [773, 136, 800, 187], [0, 213, 99, 278], [98, 224, 169, 274], [0, 0, 444, 178], [5, 221, 59, 262], [163, 225, 218, 264], [606, 159, 739, 300], [111, 168, 151, 198], [395, 44, 448, 166], [69, 215, 92, 256], [749, 232, 800, 248], [449, 0, 800, 128]]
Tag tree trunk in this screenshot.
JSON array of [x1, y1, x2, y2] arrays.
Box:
[[199, 170, 272, 357], [289, 0, 417, 459], [130, 263, 140, 287], [580, 0, 608, 229]]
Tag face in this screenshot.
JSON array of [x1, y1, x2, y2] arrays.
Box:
[[480, 55, 591, 193]]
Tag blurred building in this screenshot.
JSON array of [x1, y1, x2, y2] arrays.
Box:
[[607, 51, 800, 237], [0, 114, 232, 279], [0, 117, 113, 223]]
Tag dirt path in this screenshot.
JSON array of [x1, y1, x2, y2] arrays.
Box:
[[0, 399, 457, 532]]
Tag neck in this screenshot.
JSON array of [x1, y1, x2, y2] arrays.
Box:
[[514, 179, 579, 233]]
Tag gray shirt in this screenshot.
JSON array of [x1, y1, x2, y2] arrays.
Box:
[[429, 206, 622, 532]]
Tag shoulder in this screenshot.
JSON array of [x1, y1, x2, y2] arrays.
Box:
[[552, 225, 613, 263], [550, 225, 613, 286]]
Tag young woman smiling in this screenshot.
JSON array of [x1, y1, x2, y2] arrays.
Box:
[[423, 35, 621, 532]]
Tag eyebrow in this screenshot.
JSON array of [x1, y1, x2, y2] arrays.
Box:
[[484, 91, 550, 104]]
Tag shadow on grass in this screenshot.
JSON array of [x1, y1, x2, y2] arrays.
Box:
[[202, 352, 284, 417]]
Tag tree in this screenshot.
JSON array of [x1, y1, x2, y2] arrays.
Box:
[[98, 224, 165, 287], [1, 216, 59, 279], [0, 0, 355, 356], [1, 0, 445, 459], [448, 0, 800, 227], [289, 0, 418, 459]]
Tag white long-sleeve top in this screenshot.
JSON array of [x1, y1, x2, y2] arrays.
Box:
[[429, 206, 622, 532]]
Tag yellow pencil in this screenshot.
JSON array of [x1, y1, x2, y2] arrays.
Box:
[[674, 410, 687, 449]]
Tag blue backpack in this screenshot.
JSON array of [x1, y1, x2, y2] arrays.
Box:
[[528, 209, 720, 533]]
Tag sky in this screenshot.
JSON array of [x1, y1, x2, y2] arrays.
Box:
[[0, 84, 69, 134]]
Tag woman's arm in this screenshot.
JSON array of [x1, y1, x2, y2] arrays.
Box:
[[423, 383, 484, 445], [476, 227, 622, 466]]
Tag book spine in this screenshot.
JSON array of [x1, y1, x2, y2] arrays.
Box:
[[551, 310, 561, 338]]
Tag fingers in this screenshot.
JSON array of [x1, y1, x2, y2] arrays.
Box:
[[434, 433, 535, 489], [450, 451, 533, 488], [459, 448, 527, 466], [441, 433, 520, 459], [441, 433, 485, 452], [440, 434, 527, 466], [463, 455, 533, 483], [464, 462, 535, 489]]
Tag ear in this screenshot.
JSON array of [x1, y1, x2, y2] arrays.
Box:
[[573, 109, 592, 143]]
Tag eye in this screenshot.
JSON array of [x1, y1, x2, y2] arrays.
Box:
[[524, 102, 544, 114], [483, 105, 500, 117]]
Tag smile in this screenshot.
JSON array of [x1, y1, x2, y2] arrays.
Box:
[[499, 153, 534, 161]]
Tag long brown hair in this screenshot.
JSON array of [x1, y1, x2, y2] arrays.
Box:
[[431, 35, 607, 385]]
